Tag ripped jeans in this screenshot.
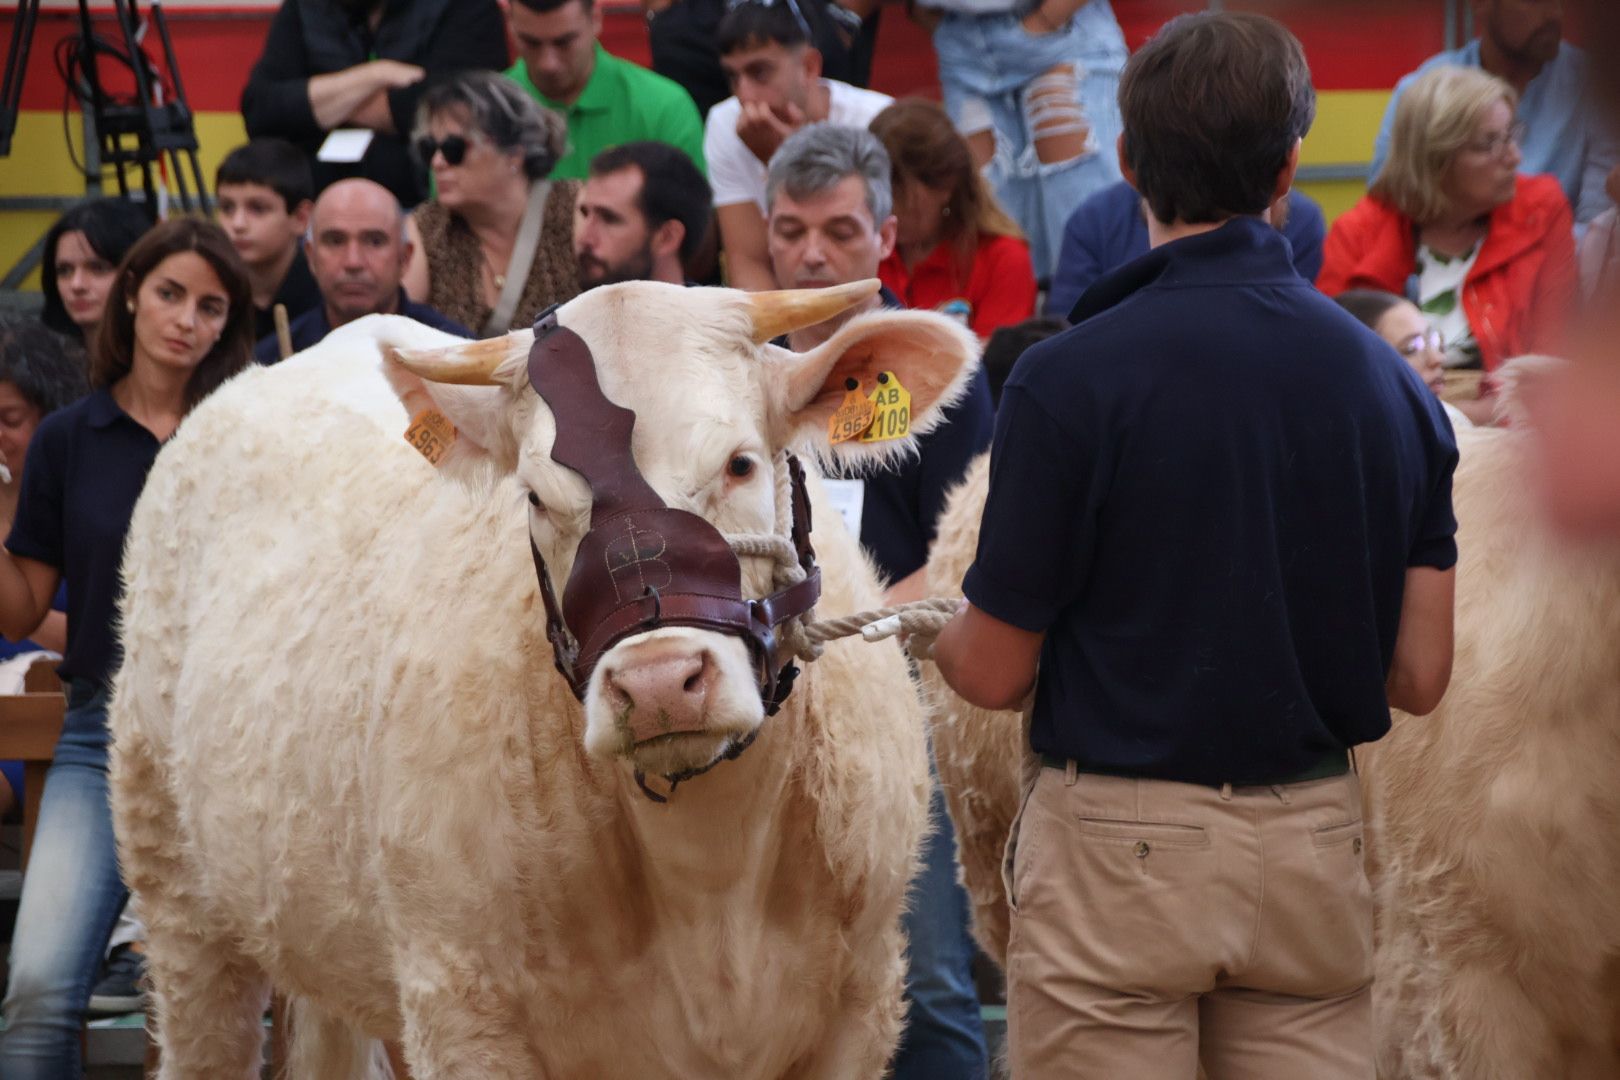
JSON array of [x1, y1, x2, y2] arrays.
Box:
[[933, 0, 1127, 280]]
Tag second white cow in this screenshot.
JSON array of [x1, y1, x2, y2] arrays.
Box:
[[921, 418, 1620, 1078]]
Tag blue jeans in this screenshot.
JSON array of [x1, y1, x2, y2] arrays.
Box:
[[0, 680, 128, 1079], [934, 0, 1128, 280], [891, 772, 988, 1080]]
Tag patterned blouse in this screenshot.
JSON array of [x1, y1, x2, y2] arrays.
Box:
[[413, 180, 581, 336]]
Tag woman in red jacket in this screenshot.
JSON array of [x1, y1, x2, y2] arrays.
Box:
[[871, 99, 1037, 339], [1319, 65, 1575, 425]]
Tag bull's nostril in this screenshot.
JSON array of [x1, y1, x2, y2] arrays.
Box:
[[682, 652, 711, 696]]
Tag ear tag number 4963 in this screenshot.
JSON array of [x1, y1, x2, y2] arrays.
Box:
[[859, 371, 911, 443], [828, 377, 876, 445], [405, 407, 457, 466]]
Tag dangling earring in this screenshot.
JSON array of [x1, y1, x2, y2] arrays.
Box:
[[941, 205, 952, 218], [125, 299, 135, 313]]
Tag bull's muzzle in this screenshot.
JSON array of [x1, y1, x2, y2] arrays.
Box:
[[599, 638, 718, 745]]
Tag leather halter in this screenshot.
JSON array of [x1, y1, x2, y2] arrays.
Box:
[[525, 306, 822, 718]]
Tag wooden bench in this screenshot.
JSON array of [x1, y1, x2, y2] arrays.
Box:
[[0, 658, 68, 870]]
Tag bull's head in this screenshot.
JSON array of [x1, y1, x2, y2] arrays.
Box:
[[385, 282, 977, 781]]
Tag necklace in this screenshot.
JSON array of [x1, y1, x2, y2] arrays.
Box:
[[482, 247, 507, 290]]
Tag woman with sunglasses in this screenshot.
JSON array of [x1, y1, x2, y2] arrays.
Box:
[[0, 217, 253, 1078], [404, 71, 580, 337], [1319, 64, 1577, 427]]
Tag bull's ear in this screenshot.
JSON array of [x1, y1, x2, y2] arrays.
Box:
[[382, 330, 535, 477], [766, 309, 980, 463]]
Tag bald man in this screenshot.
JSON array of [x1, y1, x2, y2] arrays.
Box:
[[253, 178, 471, 363]]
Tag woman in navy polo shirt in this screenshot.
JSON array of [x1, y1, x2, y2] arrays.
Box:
[[0, 217, 253, 1077]]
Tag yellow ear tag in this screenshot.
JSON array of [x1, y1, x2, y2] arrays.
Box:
[[405, 408, 457, 466], [859, 370, 911, 443], [828, 377, 877, 444]]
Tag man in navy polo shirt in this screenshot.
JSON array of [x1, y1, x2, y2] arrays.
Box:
[[765, 122, 994, 1080], [933, 13, 1458, 1079]]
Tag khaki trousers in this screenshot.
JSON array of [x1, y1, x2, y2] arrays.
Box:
[[1004, 764, 1374, 1080]]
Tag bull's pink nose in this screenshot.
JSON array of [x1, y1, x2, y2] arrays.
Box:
[[602, 642, 716, 743]]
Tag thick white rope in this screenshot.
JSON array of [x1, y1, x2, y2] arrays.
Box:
[[723, 454, 959, 663]]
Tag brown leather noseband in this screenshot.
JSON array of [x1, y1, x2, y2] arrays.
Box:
[[525, 306, 822, 719]]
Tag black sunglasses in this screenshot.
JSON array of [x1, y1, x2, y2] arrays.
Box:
[[724, 0, 813, 39], [415, 134, 470, 166]]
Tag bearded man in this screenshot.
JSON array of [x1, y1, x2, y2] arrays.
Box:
[[574, 142, 713, 288]]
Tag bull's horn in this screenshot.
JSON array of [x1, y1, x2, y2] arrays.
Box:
[[386, 331, 532, 386], [747, 279, 881, 345]]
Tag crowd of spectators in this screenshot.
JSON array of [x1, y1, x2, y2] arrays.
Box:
[[0, 0, 1614, 1075]]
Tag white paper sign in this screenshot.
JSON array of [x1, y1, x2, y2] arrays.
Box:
[[821, 478, 865, 540], [317, 128, 375, 164]]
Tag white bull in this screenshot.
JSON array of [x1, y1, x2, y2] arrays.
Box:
[[109, 281, 979, 1078], [919, 418, 1620, 1078]]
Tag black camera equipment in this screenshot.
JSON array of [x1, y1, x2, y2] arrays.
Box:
[[1, 0, 210, 212]]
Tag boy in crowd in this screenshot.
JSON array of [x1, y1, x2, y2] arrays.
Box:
[[707, 1, 891, 291], [216, 139, 322, 342]]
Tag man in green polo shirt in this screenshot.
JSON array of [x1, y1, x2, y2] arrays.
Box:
[[505, 0, 707, 179]]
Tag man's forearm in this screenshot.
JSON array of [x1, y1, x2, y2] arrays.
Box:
[[933, 604, 1042, 712], [308, 66, 383, 130]]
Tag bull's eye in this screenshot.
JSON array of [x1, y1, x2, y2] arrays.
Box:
[[526, 491, 542, 508], [728, 456, 754, 479]]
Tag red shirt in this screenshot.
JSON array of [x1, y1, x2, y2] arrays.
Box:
[[1317, 175, 1576, 374], [879, 232, 1037, 338]]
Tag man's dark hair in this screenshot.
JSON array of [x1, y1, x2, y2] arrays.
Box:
[[980, 316, 1068, 408], [215, 138, 315, 214], [512, 0, 593, 12], [1119, 12, 1316, 225], [589, 142, 714, 262], [718, 0, 811, 57]]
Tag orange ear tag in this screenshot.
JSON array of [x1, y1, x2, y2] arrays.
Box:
[[828, 377, 877, 445], [405, 408, 458, 466], [859, 371, 912, 443]]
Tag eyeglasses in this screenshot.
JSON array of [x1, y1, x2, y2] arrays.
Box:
[[1463, 121, 1527, 159], [724, 0, 815, 41], [1397, 329, 1445, 358], [415, 134, 470, 167]]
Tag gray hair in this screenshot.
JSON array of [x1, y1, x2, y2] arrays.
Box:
[[413, 71, 568, 180], [765, 123, 893, 223]]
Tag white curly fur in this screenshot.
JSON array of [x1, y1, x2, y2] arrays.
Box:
[[107, 284, 978, 1079], [923, 428, 1620, 1078]]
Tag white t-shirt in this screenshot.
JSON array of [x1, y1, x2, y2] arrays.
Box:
[[705, 80, 895, 212], [1416, 242, 1483, 369]]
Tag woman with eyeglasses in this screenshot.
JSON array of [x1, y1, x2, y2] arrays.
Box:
[[1319, 64, 1576, 427], [1334, 289, 1457, 405], [403, 71, 580, 337]]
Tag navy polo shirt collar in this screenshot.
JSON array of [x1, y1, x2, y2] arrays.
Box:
[[1069, 215, 1299, 325], [84, 387, 151, 434]]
